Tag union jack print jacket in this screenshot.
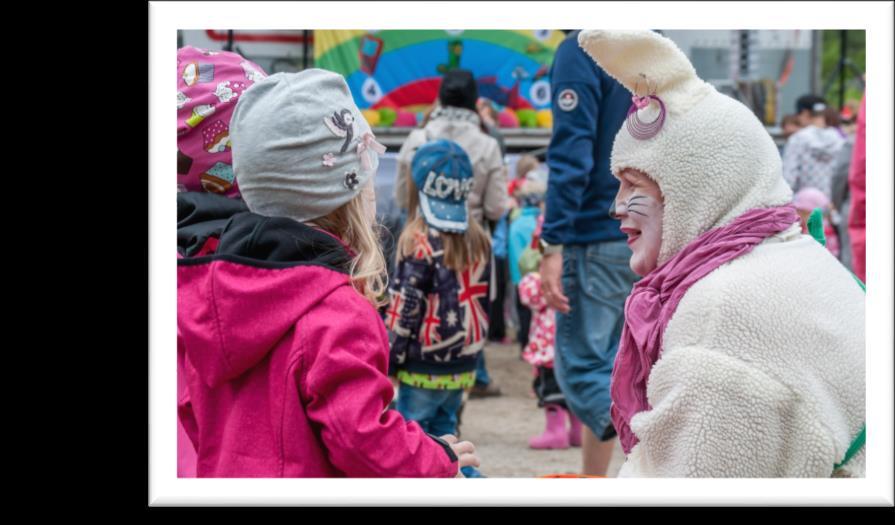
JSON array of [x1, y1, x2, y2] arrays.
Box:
[[386, 230, 491, 376]]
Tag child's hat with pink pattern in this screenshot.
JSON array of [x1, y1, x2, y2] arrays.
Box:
[[793, 187, 831, 212], [176, 46, 268, 197]]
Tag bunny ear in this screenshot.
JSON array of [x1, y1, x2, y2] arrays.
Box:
[[578, 30, 711, 114]]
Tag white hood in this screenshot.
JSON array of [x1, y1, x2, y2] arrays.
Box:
[[578, 30, 793, 264]]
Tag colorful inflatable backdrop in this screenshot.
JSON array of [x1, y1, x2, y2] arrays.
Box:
[[314, 30, 565, 118]]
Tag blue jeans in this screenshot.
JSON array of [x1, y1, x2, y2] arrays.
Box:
[[474, 352, 491, 386], [554, 240, 638, 441], [396, 384, 485, 477], [396, 384, 464, 437]]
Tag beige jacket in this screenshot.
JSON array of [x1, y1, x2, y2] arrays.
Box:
[[395, 106, 508, 226]]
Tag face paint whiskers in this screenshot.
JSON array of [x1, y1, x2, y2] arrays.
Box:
[[626, 195, 649, 217]]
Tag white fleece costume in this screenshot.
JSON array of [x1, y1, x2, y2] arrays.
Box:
[[578, 30, 865, 477]]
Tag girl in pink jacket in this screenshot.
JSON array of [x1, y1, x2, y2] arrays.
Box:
[[177, 68, 479, 477], [175, 45, 268, 476]]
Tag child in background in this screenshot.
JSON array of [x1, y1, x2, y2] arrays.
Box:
[[178, 69, 479, 477], [794, 187, 841, 258], [177, 46, 267, 197], [508, 174, 546, 354], [519, 275, 584, 449], [518, 217, 583, 449], [521, 156, 583, 447], [175, 46, 269, 477], [510, 155, 541, 219], [488, 177, 524, 345], [388, 140, 492, 478], [177, 46, 263, 258]]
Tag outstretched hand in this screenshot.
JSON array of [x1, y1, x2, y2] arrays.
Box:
[[440, 434, 480, 477]]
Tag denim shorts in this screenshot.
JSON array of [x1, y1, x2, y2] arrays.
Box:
[[553, 240, 638, 440]]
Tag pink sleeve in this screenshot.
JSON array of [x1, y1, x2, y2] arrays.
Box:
[[177, 334, 198, 477], [177, 417, 198, 477], [299, 290, 458, 478], [848, 95, 866, 283]]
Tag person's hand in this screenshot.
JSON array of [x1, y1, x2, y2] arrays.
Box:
[[540, 252, 570, 313], [440, 434, 480, 476]]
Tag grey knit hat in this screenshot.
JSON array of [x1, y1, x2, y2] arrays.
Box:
[[229, 69, 385, 222]]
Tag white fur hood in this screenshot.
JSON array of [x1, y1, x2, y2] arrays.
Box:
[[578, 30, 793, 264]]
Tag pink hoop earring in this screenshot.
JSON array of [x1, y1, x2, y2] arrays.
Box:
[[626, 74, 666, 140]]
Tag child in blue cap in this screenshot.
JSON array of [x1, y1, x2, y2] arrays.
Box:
[[387, 140, 492, 477]]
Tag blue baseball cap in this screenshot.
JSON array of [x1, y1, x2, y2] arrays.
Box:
[[411, 140, 474, 233]]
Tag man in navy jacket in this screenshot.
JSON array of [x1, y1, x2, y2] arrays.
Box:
[[539, 30, 639, 475]]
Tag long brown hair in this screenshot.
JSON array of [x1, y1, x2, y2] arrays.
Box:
[[397, 179, 490, 272]]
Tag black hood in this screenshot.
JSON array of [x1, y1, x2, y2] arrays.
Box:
[[177, 192, 248, 257], [177, 191, 352, 273]]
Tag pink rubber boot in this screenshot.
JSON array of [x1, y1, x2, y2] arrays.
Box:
[[567, 409, 583, 447], [529, 405, 570, 449]]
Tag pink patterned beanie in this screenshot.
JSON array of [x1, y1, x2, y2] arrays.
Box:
[[176, 46, 268, 197]]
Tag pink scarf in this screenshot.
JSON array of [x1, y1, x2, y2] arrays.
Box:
[[611, 205, 799, 454]]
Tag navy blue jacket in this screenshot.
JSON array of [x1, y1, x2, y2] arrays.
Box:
[[386, 231, 490, 376], [542, 30, 629, 246]]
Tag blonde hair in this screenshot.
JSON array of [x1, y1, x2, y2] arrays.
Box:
[[397, 181, 491, 272], [310, 193, 388, 307]]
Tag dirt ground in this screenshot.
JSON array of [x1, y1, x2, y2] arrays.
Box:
[[458, 341, 626, 478]]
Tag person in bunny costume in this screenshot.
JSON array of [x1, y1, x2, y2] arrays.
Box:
[[577, 30, 865, 477]]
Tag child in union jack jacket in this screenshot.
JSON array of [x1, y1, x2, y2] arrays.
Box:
[[387, 140, 492, 476]]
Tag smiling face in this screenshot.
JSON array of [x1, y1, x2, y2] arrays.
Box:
[[612, 168, 665, 276]]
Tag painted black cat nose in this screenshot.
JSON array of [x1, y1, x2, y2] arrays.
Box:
[[609, 201, 620, 220]]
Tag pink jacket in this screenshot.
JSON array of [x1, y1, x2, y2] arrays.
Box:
[[848, 95, 866, 283], [178, 332, 198, 477], [177, 207, 458, 477]]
